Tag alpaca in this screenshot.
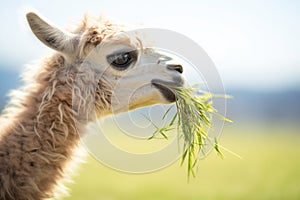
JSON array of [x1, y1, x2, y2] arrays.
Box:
[[0, 12, 184, 199]]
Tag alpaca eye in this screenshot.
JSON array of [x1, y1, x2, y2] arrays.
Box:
[[107, 51, 136, 69]]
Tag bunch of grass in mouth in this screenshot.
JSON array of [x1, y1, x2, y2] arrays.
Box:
[[148, 85, 232, 179]]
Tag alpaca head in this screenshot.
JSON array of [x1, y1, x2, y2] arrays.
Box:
[[26, 12, 184, 117]]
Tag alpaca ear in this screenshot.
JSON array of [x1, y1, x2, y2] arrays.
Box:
[[26, 12, 77, 54]]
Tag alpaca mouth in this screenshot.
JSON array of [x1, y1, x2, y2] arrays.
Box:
[[151, 78, 184, 102]]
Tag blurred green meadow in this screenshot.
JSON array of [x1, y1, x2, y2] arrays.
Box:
[[65, 124, 300, 200]]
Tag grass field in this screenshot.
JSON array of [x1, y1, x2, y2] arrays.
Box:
[[64, 124, 300, 200]]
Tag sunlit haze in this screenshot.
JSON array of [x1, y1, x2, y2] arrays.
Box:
[[0, 0, 299, 90]]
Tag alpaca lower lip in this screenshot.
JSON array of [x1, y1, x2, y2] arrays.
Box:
[[152, 78, 184, 88], [152, 82, 175, 102], [151, 79, 182, 102]]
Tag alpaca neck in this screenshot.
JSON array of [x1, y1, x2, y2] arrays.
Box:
[[0, 55, 104, 199]]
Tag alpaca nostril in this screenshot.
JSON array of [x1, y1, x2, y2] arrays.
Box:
[[167, 64, 183, 74]]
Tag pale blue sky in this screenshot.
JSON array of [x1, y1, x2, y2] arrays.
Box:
[[0, 0, 299, 90]]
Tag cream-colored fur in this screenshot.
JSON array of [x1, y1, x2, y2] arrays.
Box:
[[0, 12, 183, 199]]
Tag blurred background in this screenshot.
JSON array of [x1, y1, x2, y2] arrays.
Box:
[[0, 0, 299, 199]]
